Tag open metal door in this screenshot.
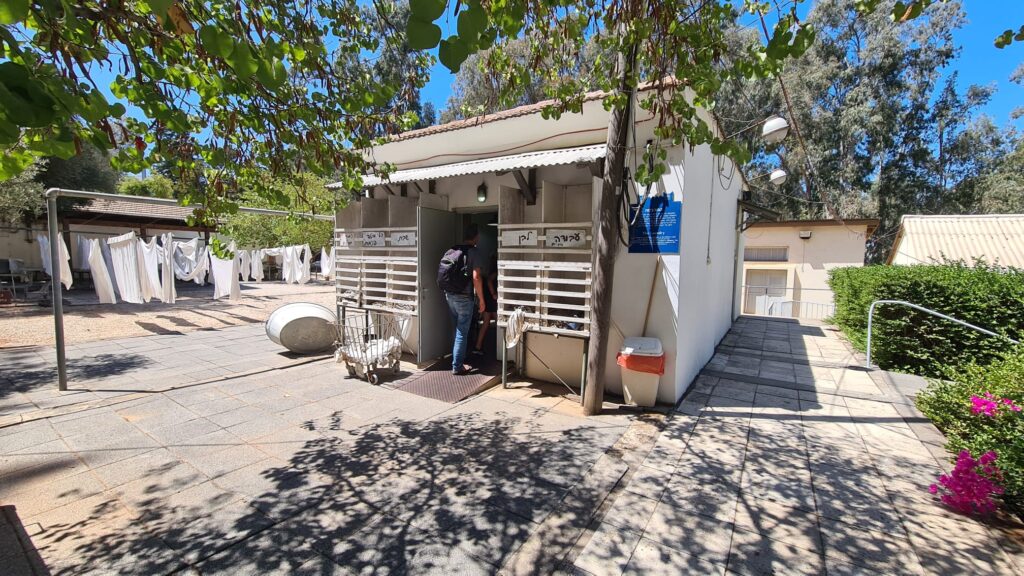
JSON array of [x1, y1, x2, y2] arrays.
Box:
[[417, 207, 458, 364]]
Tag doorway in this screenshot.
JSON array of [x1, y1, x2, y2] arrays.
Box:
[[743, 269, 788, 315]]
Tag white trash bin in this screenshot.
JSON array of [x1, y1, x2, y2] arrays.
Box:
[[618, 336, 664, 407]]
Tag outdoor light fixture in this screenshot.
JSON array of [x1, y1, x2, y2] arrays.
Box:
[[799, 230, 812, 240], [761, 115, 790, 145], [477, 182, 488, 203], [769, 169, 788, 186]]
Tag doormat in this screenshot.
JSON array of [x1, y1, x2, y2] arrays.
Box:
[[395, 356, 500, 404]]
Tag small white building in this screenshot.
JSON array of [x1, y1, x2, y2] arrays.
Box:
[[888, 214, 1024, 268], [329, 92, 751, 405], [741, 219, 877, 320]]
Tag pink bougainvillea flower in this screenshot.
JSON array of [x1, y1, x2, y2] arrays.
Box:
[[930, 451, 1005, 515]]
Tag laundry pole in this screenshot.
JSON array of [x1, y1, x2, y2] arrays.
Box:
[[43, 188, 334, 391], [46, 193, 68, 391]]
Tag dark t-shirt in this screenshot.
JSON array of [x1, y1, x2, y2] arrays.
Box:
[[460, 246, 481, 295]]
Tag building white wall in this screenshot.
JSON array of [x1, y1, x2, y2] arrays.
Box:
[[741, 223, 871, 312]]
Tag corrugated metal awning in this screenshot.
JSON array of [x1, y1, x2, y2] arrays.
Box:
[[890, 214, 1024, 267], [329, 144, 606, 189]]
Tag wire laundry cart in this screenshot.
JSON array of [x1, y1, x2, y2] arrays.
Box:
[[335, 308, 408, 384]]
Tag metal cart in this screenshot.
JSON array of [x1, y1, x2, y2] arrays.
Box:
[[335, 308, 407, 385]]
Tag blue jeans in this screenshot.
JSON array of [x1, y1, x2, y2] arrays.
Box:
[[446, 292, 474, 373]]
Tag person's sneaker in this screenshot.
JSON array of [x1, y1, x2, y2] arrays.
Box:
[[470, 348, 484, 356], [453, 364, 473, 375]]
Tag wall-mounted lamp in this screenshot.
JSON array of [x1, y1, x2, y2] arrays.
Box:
[[798, 230, 812, 240], [477, 182, 488, 203], [748, 168, 789, 188], [761, 115, 791, 145]]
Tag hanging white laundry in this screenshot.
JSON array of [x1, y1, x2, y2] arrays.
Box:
[[160, 233, 177, 304], [299, 245, 312, 284], [238, 249, 251, 281], [107, 232, 144, 304], [261, 247, 283, 281], [75, 234, 94, 270], [173, 238, 208, 285], [136, 236, 163, 302], [250, 249, 264, 282], [279, 245, 296, 283], [320, 246, 335, 277], [87, 238, 117, 304], [209, 250, 240, 300], [36, 234, 73, 289]]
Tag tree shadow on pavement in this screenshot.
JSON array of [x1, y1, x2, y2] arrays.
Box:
[[0, 353, 148, 399], [25, 406, 622, 575]]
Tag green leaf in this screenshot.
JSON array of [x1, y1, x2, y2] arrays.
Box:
[[256, 57, 288, 90], [407, 18, 442, 50], [0, 62, 55, 128], [145, 0, 174, 19], [409, 0, 446, 22], [0, 114, 19, 145], [0, 149, 33, 180], [199, 25, 234, 59], [0, 0, 29, 25], [227, 44, 259, 80], [438, 36, 469, 73], [457, 4, 487, 41]]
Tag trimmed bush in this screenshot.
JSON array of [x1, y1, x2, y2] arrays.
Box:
[[917, 349, 1024, 516], [828, 262, 1024, 377]]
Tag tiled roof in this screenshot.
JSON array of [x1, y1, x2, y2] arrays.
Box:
[[69, 198, 196, 222], [390, 79, 679, 143], [889, 214, 1024, 268]]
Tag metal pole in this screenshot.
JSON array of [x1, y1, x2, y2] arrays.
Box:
[[46, 192, 68, 391], [866, 299, 1019, 369], [502, 332, 508, 389]]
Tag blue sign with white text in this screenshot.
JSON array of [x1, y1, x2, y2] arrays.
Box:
[[628, 193, 681, 254]]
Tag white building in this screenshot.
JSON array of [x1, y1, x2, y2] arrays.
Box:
[[329, 92, 750, 405], [742, 219, 877, 320]]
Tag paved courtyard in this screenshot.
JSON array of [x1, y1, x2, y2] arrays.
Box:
[[0, 325, 631, 575], [2, 317, 1022, 574], [571, 316, 1024, 575]]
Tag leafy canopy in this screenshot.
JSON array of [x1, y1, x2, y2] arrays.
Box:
[[0, 0, 424, 221]]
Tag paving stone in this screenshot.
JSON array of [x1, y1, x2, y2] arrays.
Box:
[[624, 537, 726, 575], [623, 465, 672, 501], [194, 523, 320, 576], [601, 491, 660, 534], [183, 444, 268, 479], [819, 517, 922, 575], [574, 521, 643, 576], [645, 500, 735, 566], [727, 526, 825, 576]]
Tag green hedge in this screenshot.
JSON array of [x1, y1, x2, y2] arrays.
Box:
[[916, 349, 1024, 516], [828, 263, 1024, 377]]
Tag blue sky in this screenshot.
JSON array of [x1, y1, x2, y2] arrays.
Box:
[[419, 1, 1023, 128]]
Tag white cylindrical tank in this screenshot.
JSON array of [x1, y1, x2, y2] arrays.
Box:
[[265, 302, 338, 354]]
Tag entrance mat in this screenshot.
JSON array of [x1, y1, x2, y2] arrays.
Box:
[[395, 357, 500, 404]]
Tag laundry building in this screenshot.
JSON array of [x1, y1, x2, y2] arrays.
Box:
[[329, 91, 749, 405]]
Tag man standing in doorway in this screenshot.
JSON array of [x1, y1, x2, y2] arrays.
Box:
[[438, 224, 485, 375]]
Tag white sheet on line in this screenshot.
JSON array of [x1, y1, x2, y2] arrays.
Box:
[[137, 236, 163, 302], [36, 234, 73, 289], [299, 244, 311, 284], [160, 233, 177, 304], [107, 232, 144, 304], [87, 238, 117, 304], [173, 238, 207, 284], [250, 249, 264, 282], [238, 249, 251, 281], [209, 250, 240, 300], [321, 246, 335, 277]]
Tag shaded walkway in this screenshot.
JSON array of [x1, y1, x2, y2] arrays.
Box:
[[571, 316, 1024, 575]]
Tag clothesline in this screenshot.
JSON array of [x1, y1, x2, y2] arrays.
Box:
[[38, 234, 335, 306]]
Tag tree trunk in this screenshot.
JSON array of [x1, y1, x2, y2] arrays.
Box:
[[582, 43, 637, 416]]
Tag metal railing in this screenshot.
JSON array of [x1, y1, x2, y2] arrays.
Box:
[[865, 299, 1020, 369], [766, 300, 835, 321]]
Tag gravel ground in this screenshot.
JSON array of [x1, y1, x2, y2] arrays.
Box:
[[0, 281, 336, 347]]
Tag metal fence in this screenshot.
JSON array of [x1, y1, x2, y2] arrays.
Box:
[[766, 300, 835, 321]]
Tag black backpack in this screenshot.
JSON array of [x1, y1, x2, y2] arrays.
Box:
[[437, 245, 471, 293]]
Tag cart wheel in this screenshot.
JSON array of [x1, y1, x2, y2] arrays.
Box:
[[346, 365, 356, 377], [368, 373, 380, 385]]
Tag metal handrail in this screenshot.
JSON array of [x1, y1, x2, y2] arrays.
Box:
[[766, 300, 835, 320], [865, 299, 1020, 368]]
